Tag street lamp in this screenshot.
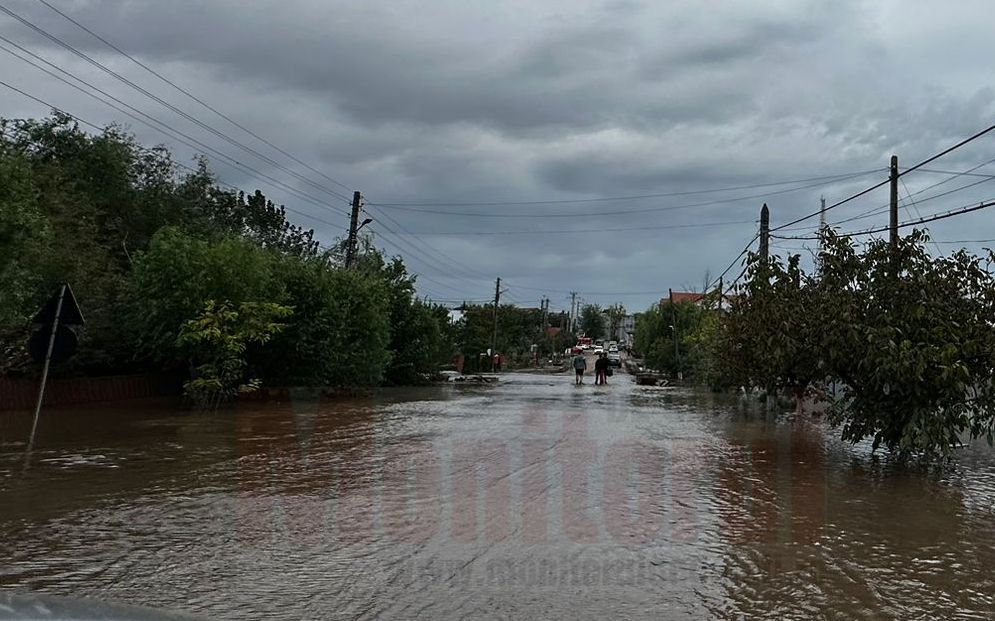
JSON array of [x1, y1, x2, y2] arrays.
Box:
[[357, 218, 373, 231]]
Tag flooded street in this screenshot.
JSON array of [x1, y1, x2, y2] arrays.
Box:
[[2, 373, 995, 620]]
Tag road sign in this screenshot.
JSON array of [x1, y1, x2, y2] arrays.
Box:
[[25, 283, 85, 467], [32, 284, 84, 326], [27, 324, 78, 364]]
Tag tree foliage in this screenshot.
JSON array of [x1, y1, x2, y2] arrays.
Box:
[[634, 299, 709, 377], [579, 304, 605, 340], [0, 114, 453, 392], [717, 228, 995, 458], [605, 303, 626, 341], [177, 300, 292, 405]]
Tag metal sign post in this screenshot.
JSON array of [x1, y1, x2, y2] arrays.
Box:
[[24, 283, 84, 469]]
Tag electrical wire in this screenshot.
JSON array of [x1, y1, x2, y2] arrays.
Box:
[[777, 198, 995, 240], [0, 43, 352, 218], [0, 2, 353, 204], [368, 221, 491, 296], [364, 204, 495, 281], [368, 171, 879, 218], [370, 169, 882, 207], [31, 0, 355, 195], [0, 79, 347, 232], [390, 218, 757, 236], [770, 120, 995, 233]]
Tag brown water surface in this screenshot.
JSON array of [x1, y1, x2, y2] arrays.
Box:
[[2, 374, 994, 619]]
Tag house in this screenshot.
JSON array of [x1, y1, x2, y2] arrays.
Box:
[[661, 291, 738, 311], [660, 291, 707, 308]]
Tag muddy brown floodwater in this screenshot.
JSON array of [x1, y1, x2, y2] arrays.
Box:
[[2, 373, 994, 620]]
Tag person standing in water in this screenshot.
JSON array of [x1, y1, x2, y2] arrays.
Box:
[[594, 352, 609, 385], [572, 353, 587, 385]]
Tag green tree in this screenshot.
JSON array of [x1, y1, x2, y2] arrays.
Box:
[[634, 300, 707, 376], [128, 227, 285, 362], [815, 230, 995, 457], [604, 303, 626, 341], [177, 300, 292, 406], [579, 304, 605, 340], [258, 260, 392, 387]]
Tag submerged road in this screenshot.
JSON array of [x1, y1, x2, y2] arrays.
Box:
[[2, 373, 994, 619]]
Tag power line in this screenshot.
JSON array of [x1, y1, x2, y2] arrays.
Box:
[[364, 204, 494, 281], [390, 218, 756, 236], [827, 173, 995, 229], [706, 231, 761, 292], [913, 167, 995, 179], [0, 41, 352, 219], [770, 120, 995, 233], [775, 176, 995, 238], [0, 2, 353, 205], [0, 79, 351, 234], [31, 0, 355, 195], [369, 170, 882, 207], [368, 220, 491, 295], [368, 171, 879, 218], [901, 176, 942, 255], [777, 198, 995, 240], [849, 199, 995, 237]]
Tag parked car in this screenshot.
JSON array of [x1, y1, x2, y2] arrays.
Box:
[[608, 344, 618, 353], [593, 346, 604, 355], [608, 352, 621, 367]]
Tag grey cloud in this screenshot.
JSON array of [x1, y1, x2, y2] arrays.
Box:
[[3, 0, 995, 309]]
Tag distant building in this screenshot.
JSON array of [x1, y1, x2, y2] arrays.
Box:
[[615, 314, 636, 343], [660, 291, 706, 306], [660, 291, 737, 311]]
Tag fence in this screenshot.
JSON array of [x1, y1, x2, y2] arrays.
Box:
[[0, 373, 181, 411]]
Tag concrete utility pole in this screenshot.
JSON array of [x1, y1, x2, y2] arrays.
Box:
[[669, 288, 679, 369], [345, 191, 362, 268], [491, 277, 501, 369], [759, 202, 770, 267], [818, 195, 827, 274], [569, 291, 578, 333], [889, 155, 899, 253]]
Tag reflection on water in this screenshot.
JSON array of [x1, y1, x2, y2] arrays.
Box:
[[1, 376, 994, 619]]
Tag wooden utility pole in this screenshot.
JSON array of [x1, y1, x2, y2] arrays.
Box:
[[889, 155, 899, 253], [491, 277, 501, 370], [345, 191, 361, 268]]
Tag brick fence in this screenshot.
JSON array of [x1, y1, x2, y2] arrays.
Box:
[[0, 373, 182, 411]]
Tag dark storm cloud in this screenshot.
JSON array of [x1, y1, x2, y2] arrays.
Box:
[[3, 0, 995, 308]]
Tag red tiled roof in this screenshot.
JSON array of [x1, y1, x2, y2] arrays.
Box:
[[660, 291, 706, 306]]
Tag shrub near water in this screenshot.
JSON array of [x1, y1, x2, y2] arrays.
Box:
[[719, 229, 995, 458]]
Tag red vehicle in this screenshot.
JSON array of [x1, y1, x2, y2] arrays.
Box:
[[577, 336, 592, 349]]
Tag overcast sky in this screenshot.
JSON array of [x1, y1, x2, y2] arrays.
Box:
[[3, 0, 995, 312]]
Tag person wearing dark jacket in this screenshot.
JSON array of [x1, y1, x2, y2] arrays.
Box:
[[594, 352, 609, 385]]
